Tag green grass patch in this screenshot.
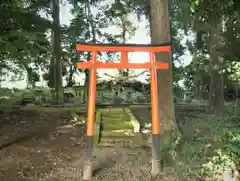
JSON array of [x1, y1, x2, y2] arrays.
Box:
[[168, 107, 240, 180]]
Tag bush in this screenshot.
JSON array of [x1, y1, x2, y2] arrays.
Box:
[[222, 111, 240, 171], [0, 88, 13, 97], [224, 133, 240, 169], [173, 85, 184, 101]]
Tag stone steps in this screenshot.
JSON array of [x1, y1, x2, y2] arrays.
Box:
[[95, 108, 146, 148], [99, 133, 148, 148]]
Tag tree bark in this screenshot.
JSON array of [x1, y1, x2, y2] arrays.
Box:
[[84, 0, 97, 105], [52, 0, 63, 104], [208, 25, 224, 116], [150, 0, 178, 135], [195, 76, 203, 99], [84, 65, 90, 104], [23, 63, 34, 89], [49, 31, 56, 89], [66, 65, 75, 87], [149, 0, 181, 175]]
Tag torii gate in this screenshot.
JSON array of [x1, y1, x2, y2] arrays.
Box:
[[76, 42, 170, 180]]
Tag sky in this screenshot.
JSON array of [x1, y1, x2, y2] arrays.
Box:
[[1, 2, 193, 89]]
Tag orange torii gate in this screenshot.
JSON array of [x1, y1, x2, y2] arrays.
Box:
[[76, 42, 170, 180]]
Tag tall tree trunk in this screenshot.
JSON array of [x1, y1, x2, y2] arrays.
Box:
[[52, 0, 63, 104], [150, 0, 181, 174], [66, 65, 75, 87], [84, 0, 97, 105], [23, 63, 34, 89], [121, 16, 127, 43], [150, 0, 178, 135], [195, 76, 203, 99], [0, 68, 2, 87], [84, 57, 90, 104], [208, 24, 224, 116], [120, 15, 129, 77], [49, 31, 55, 89]]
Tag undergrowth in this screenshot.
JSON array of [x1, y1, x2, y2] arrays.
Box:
[[172, 106, 240, 181]]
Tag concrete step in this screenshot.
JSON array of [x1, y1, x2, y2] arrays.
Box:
[[102, 114, 129, 120], [95, 108, 147, 148], [99, 136, 134, 148], [100, 130, 134, 137], [99, 133, 148, 148], [100, 119, 133, 131]]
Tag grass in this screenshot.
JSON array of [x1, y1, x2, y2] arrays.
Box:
[[168, 108, 240, 180]]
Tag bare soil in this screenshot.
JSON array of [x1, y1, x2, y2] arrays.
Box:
[[0, 108, 178, 181], [0, 107, 188, 181], [0, 109, 87, 181]]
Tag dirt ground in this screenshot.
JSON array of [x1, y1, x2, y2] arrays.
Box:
[[0, 109, 175, 181], [0, 109, 86, 181]]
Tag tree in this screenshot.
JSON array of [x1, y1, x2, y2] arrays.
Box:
[[69, 0, 101, 103], [52, 0, 63, 104], [68, 0, 139, 103], [104, 0, 137, 79], [184, 53, 211, 99], [0, 0, 51, 87], [149, 0, 180, 176], [61, 26, 80, 87], [176, 0, 239, 115]]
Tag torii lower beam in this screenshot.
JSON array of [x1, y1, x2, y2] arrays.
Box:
[[76, 43, 170, 180]]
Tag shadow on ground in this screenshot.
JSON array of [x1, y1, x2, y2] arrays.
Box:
[[0, 109, 86, 181]]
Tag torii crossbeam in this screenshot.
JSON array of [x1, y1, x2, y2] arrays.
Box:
[[76, 42, 170, 180]]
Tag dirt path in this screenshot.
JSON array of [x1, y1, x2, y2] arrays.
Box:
[[0, 109, 179, 181], [0, 110, 87, 181]]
